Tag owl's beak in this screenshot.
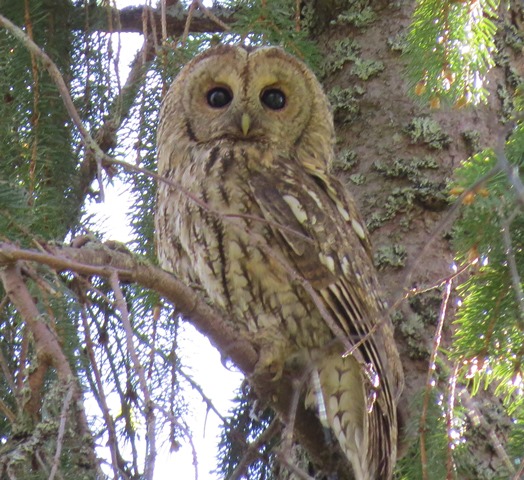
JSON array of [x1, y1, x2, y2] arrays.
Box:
[[241, 113, 250, 136]]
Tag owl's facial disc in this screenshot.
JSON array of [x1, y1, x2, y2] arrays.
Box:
[[202, 82, 290, 141], [180, 46, 315, 149]]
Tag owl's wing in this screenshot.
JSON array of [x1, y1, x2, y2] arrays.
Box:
[[248, 159, 400, 478], [248, 158, 402, 396], [247, 160, 384, 350]]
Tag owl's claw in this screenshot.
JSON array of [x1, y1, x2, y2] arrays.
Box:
[[255, 348, 285, 381]]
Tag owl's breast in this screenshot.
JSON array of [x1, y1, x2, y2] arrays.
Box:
[[158, 145, 332, 351]]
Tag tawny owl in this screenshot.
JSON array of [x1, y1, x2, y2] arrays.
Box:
[[155, 45, 404, 480]]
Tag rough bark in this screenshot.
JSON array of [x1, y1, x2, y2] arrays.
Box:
[[315, 1, 520, 477]]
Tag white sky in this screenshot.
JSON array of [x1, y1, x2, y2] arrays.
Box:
[[87, 2, 243, 479]]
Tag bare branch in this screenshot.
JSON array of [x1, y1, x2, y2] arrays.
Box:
[[0, 241, 258, 373], [48, 383, 74, 480], [419, 279, 452, 480], [109, 271, 157, 480], [96, 4, 235, 35]]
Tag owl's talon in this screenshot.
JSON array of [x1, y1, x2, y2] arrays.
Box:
[[255, 349, 284, 381]]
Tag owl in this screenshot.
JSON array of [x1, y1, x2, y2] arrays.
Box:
[[155, 45, 404, 480]]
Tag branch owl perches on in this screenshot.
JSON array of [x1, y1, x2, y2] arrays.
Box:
[[155, 44, 404, 480]]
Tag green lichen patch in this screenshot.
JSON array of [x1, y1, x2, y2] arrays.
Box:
[[349, 173, 366, 185], [328, 86, 364, 124], [351, 58, 384, 80], [462, 130, 482, 155], [374, 244, 407, 270], [398, 290, 442, 360], [398, 312, 430, 360], [320, 38, 360, 76], [411, 180, 449, 212], [331, 5, 376, 28], [333, 148, 357, 171], [497, 84, 514, 123], [408, 289, 441, 325], [373, 156, 439, 181], [371, 156, 448, 219], [366, 187, 417, 231], [366, 181, 448, 231], [387, 31, 408, 52], [502, 23, 524, 52], [404, 117, 451, 149]]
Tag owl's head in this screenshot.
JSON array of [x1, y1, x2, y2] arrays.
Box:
[[159, 45, 334, 168]]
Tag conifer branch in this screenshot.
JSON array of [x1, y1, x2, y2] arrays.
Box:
[[419, 279, 452, 480], [0, 241, 355, 478], [92, 4, 235, 36], [0, 262, 100, 473]]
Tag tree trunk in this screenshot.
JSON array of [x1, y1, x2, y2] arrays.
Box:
[[314, 1, 518, 478]]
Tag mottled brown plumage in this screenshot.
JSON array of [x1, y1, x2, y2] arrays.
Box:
[[155, 45, 403, 480]]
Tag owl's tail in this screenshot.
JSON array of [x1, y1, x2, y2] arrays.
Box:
[[307, 352, 397, 480]]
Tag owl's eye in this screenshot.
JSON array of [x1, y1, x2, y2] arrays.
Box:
[[207, 87, 232, 108], [260, 88, 286, 110]]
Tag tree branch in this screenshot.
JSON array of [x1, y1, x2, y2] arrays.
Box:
[[0, 241, 353, 477], [87, 4, 236, 36], [0, 241, 258, 375], [0, 262, 100, 473]]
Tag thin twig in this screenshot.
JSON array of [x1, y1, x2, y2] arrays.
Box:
[[496, 144, 524, 208], [154, 404, 199, 480], [0, 296, 17, 395], [276, 451, 315, 480], [109, 271, 157, 480], [160, 0, 167, 41], [501, 212, 524, 330], [179, 369, 229, 424], [79, 305, 126, 480], [512, 458, 524, 480], [227, 418, 280, 480], [181, 1, 197, 46], [48, 383, 74, 480], [419, 279, 452, 480], [445, 362, 459, 480], [194, 0, 231, 31], [108, 157, 315, 245]]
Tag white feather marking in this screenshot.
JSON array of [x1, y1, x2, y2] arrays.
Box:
[[351, 218, 367, 240], [319, 252, 336, 273], [337, 202, 351, 221], [283, 194, 308, 224]]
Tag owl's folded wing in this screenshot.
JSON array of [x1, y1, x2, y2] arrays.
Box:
[[247, 161, 400, 478], [247, 160, 400, 379]]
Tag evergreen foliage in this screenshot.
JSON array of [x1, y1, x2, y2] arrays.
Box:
[[0, 0, 523, 478], [217, 384, 275, 479], [406, 0, 499, 107], [451, 121, 524, 465]]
